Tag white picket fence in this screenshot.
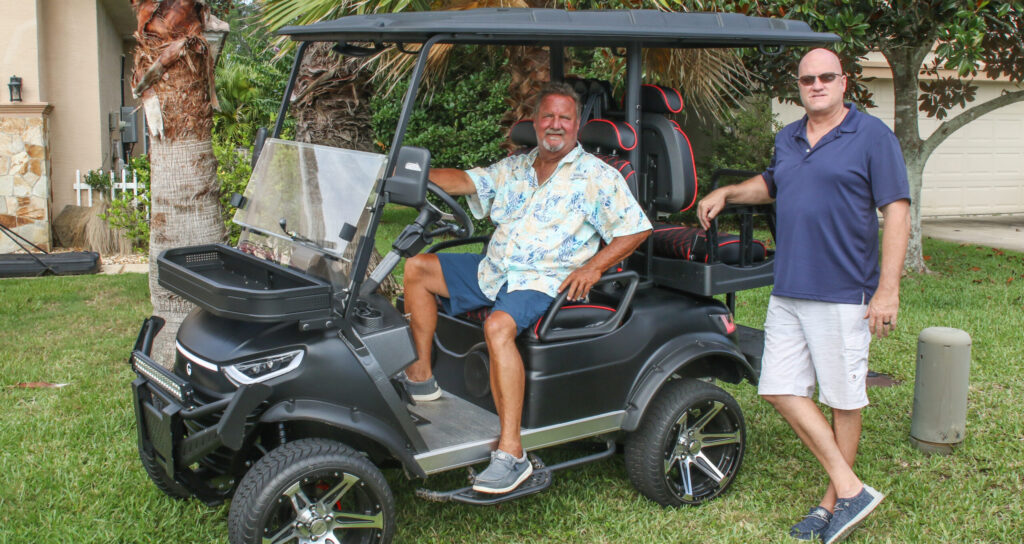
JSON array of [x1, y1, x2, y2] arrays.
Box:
[[73, 169, 147, 219]]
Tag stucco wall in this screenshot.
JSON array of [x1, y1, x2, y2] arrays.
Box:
[[40, 0, 106, 215], [1, 0, 45, 104], [98, 0, 128, 174]]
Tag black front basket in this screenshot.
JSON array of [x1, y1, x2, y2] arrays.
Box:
[[157, 244, 332, 323]]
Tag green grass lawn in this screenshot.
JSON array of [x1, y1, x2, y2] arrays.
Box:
[[1, 235, 1022, 543]]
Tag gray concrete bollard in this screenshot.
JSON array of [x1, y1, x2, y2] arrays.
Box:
[[909, 327, 972, 455]]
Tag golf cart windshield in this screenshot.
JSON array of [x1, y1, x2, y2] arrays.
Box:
[[234, 139, 386, 287]]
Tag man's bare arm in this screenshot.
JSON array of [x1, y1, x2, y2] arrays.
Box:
[[866, 198, 910, 338], [559, 230, 651, 301], [696, 174, 774, 230], [428, 168, 476, 196]]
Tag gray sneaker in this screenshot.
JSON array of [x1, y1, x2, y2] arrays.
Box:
[[822, 485, 885, 544], [789, 506, 832, 541], [399, 373, 442, 402], [472, 449, 533, 494]]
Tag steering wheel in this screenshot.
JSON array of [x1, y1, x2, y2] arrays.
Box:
[[425, 182, 474, 239]]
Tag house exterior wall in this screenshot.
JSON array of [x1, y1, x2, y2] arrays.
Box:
[[97, 0, 133, 175], [1, 0, 45, 103], [0, 0, 139, 254], [773, 54, 1024, 217], [44, 0, 138, 216], [1, 0, 52, 251]]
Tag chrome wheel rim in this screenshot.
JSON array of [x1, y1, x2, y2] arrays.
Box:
[[262, 471, 385, 544], [663, 399, 743, 503]]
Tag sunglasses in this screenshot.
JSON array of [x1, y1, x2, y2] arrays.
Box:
[[797, 72, 842, 86]]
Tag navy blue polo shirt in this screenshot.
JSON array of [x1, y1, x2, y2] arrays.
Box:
[[762, 104, 910, 304]]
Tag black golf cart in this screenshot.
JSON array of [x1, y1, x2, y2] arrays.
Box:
[[128, 9, 835, 544]]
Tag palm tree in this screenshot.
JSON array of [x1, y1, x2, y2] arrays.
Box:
[[131, 0, 227, 366]]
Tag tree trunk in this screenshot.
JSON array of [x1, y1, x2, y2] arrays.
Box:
[[131, 0, 226, 366], [885, 45, 930, 273], [904, 155, 928, 274], [500, 46, 551, 151], [148, 140, 225, 365]]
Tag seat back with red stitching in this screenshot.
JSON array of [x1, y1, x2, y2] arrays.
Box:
[[579, 118, 639, 198], [639, 84, 698, 213], [652, 223, 767, 264]]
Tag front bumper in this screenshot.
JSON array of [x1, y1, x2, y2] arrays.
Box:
[[129, 317, 271, 502]]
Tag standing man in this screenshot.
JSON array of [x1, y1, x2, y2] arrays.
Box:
[[697, 48, 910, 543], [401, 82, 651, 494]]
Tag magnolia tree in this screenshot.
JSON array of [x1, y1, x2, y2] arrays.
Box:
[[666, 0, 1024, 272]]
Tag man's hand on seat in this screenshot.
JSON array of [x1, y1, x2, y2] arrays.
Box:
[[559, 264, 602, 301], [697, 174, 774, 230], [697, 189, 728, 230]]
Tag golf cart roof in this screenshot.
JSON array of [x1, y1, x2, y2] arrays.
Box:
[[278, 8, 837, 48]]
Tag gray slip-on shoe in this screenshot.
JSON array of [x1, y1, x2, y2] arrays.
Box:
[[398, 373, 442, 402], [471, 449, 533, 494], [822, 485, 885, 544], [789, 506, 832, 541]]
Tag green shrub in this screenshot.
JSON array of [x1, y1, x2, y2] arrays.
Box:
[[372, 53, 509, 236], [668, 98, 781, 225], [82, 169, 113, 194], [99, 155, 151, 253], [213, 138, 254, 246]]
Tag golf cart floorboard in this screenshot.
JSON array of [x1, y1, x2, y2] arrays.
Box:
[[408, 391, 499, 451]]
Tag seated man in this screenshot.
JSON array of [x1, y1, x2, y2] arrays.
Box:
[[400, 82, 652, 494]]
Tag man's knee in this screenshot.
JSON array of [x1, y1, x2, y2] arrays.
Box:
[[761, 393, 800, 409], [405, 254, 439, 287], [483, 312, 517, 345], [831, 407, 862, 419]]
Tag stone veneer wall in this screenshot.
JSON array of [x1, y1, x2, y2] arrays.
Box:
[[0, 108, 52, 253]]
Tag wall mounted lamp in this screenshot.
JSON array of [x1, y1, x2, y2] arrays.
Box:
[[8, 76, 22, 102]]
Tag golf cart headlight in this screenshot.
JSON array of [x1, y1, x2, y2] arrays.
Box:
[[225, 350, 304, 385]]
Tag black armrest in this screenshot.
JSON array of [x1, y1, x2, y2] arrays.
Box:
[[535, 271, 639, 342]]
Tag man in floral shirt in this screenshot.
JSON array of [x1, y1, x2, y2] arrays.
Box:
[[400, 82, 651, 494]]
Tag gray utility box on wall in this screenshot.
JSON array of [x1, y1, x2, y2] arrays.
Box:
[[120, 106, 139, 143]]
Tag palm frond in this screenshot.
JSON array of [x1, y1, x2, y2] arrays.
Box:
[[642, 47, 752, 121]]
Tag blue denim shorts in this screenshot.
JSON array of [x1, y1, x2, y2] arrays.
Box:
[[437, 253, 554, 334]]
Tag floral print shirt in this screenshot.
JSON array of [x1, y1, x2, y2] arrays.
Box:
[[465, 144, 651, 299]]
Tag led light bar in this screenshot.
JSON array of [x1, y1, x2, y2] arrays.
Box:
[[132, 352, 194, 405]]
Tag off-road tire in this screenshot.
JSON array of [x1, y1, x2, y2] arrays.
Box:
[[625, 378, 746, 506], [139, 445, 192, 500], [228, 438, 395, 544]]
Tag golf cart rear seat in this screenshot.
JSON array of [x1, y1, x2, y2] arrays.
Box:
[[629, 84, 775, 298]]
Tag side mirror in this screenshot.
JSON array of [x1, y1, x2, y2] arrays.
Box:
[[385, 146, 430, 208], [251, 127, 268, 170]]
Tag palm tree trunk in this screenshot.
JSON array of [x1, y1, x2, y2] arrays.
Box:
[[148, 140, 224, 365], [132, 0, 226, 366], [500, 46, 550, 151], [292, 43, 401, 298]]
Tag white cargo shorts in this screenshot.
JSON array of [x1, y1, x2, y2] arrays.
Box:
[[757, 295, 871, 410]]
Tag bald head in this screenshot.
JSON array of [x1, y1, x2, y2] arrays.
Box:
[[799, 48, 843, 74], [796, 48, 847, 118]]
